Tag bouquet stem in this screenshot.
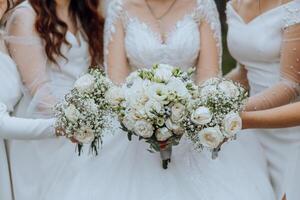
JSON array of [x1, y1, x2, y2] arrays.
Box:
[[160, 145, 172, 169]]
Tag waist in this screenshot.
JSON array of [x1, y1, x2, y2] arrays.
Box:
[[244, 62, 280, 95]]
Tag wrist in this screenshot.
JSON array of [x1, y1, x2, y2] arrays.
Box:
[[241, 111, 250, 130]]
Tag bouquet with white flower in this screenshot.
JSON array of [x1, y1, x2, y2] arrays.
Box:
[[109, 64, 197, 169], [186, 78, 248, 159], [55, 68, 112, 155]]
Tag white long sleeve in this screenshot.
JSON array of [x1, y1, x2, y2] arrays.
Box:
[[0, 104, 55, 140], [0, 43, 55, 139]]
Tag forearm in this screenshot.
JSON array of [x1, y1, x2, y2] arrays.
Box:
[[225, 64, 249, 90], [0, 112, 56, 140], [242, 102, 300, 129]]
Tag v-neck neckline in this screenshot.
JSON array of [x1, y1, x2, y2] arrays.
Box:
[[228, 1, 294, 25], [125, 8, 197, 45]]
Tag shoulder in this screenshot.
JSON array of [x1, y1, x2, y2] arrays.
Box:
[[283, 0, 300, 28], [196, 0, 218, 9], [195, 0, 219, 18], [6, 2, 37, 36]]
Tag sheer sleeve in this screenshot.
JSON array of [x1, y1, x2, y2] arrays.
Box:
[[5, 6, 56, 117], [195, 0, 222, 84], [104, 0, 130, 85], [0, 52, 55, 139], [0, 103, 55, 140], [245, 22, 300, 111]]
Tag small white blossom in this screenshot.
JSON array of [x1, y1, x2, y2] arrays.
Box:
[[74, 74, 95, 93]]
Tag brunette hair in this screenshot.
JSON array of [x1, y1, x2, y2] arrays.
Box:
[[29, 0, 104, 66]]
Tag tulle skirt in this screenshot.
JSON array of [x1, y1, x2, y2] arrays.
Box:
[[39, 128, 275, 200]]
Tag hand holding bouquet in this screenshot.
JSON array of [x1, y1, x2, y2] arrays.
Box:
[[55, 68, 112, 155], [186, 78, 248, 159]]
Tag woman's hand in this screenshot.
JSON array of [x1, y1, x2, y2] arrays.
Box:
[[55, 127, 79, 143]]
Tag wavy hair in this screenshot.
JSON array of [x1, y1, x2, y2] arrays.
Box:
[[29, 0, 104, 66]]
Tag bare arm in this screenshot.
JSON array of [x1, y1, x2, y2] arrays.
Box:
[[242, 102, 300, 129], [225, 63, 250, 90], [196, 20, 220, 84]]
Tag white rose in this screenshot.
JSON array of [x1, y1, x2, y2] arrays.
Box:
[[223, 113, 242, 137], [126, 71, 141, 84], [218, 81, 239, 98], [145, 100, 162, 118], [64, 104, 81, 123], [148, 83, 169, 104], [171, 103, 186, 123], [167, 78, 190, 99], [84, 99, 98, 114], [106, 86, 125, 107], [74, 74, 95, 93], [155, 127, 173, 141], [165, 119, 185, 135], [122, 114, 136, 131], [74, 126, 95, 144], [154, 64, 173, 82], [191, 106, 212, 125], [134, 120, 154, 138], [133, 106, 147, 119], [126, 80, 149, 107], [199, 127, 224, 149]]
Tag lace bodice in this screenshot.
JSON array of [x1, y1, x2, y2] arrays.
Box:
[[227, 0, 300, 111], [104, 0, 222, 84], [124, 14, 201, 69], [4, 1, 91, 118]]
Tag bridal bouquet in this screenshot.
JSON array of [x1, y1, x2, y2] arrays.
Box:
[[55, 68, 112, 155], [186, 78, 248, 159], [107, 64, 197, 169]]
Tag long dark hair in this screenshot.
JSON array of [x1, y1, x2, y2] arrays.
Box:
[[29, 0, 104, 66]]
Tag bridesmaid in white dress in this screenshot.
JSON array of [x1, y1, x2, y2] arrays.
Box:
[[78, 0, 274, 199], [0, 1, 55, 200], [242, 103, 300, 200], [226, 0, 300, 198], [3, 0, 104, 199]]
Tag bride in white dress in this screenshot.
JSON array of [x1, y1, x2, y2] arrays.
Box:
[[72, 0, 274, 199], [226, 0, 300, 198]]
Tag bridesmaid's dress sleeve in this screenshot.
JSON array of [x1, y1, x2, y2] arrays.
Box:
[[0, 54, 55, 140], [5, 7, 57, 117], [245, 8, 300, 111], [0, 103, 55, 140]]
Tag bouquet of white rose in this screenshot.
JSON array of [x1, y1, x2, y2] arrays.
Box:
[[186, 78, 248, 159], [107, 64, 197, 169], [55, 68, 112, 155]]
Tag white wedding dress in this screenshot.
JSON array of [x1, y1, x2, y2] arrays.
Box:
[[227, 0, 300, 199], [4, 2, 92, 200], [60, 0, 274, 200], [0, 31, 55, 200], [3, 1, 274, 200]]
